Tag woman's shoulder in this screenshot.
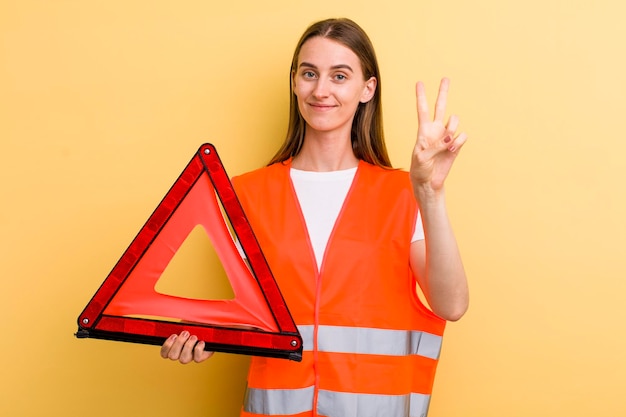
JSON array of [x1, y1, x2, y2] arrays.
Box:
[[359, 161, 411, 185], [232, 161, 289, 188]]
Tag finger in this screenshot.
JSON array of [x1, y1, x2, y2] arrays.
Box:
[[167, 331, 190, 361], [433, 77, 450, 123], [448, 132, 468, 153], [415, 81, 430, 123], [193, 341, 215, 363], [421, 131, 460, 158], [446, 114, 460, 136], [179, 335, 198, 364], [160, 334, 178, 359]]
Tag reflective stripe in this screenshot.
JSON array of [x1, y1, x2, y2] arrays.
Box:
[[297, 324, 314, 351], [317, 390, 430, 417], [244, 386, 314, 415], [409, 393, 431, 417], [244, 388, 431, 417], [298, 324, 442, 360]]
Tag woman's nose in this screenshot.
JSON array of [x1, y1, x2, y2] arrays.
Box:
[[312, 78, 330, 98]]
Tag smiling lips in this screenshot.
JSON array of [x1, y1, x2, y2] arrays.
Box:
[[308, 103, 337, 111]]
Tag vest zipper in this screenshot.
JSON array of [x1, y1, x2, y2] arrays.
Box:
[[313, 163, 361, 417], [287, 161, 362, 417]]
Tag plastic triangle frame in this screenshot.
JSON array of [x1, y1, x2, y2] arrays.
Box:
[[76, 143, 303, 361]]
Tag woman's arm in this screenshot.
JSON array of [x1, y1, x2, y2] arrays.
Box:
[[409, 194, 468, 321], [409, 78, 469, 321]]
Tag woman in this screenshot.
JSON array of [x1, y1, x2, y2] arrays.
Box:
[[161, 18, 469, 417]]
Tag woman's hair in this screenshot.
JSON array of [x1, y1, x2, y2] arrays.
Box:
[[268, 18, 391, 168]]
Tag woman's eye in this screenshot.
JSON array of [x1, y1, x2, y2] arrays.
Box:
[[334, 74, 347, 81], [303, 71, 316, 79]]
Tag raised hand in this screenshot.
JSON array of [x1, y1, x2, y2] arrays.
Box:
[[410, 78, 467, 193]]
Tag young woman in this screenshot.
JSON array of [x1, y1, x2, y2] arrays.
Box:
[[161, 18, 469, 417]]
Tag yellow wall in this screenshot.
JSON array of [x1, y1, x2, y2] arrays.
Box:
[[2, 0, 625, 416]]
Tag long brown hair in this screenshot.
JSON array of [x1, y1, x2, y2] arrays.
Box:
[[268, 18, 391, 168]]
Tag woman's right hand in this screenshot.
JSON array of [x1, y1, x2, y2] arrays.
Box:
[[410, 77, 467, 194], [160, 331, 214, 364]]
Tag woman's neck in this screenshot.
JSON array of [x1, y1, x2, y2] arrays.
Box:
[[291, 132, 359, 172]]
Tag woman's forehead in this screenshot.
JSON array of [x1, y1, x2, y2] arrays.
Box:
[[297, 37, 361, 70]]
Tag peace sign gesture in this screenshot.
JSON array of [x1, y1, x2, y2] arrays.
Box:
[[410, 78, 467, 193]]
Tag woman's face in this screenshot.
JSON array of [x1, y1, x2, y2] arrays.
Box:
[[292, 37, 376, 139]]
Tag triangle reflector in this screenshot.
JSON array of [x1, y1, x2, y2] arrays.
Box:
[[76, 143, 303, 361]]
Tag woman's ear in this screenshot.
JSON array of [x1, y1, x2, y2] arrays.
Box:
[[360, 76, 377, 103]]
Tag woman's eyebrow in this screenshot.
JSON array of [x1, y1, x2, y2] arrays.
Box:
[[299, 62, 354, 72]]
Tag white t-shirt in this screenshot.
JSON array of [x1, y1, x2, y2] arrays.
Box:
[[290, 167, 424, 269]]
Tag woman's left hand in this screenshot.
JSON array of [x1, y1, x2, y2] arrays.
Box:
[[410, 77, 467, 193]]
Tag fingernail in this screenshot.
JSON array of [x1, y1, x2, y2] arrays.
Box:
[[449, 146, 457, 152], [181, 331, 189, 337], [444, 135, 451, 143]]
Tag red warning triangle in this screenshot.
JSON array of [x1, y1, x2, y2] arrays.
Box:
[[76, 144, 302, 361]]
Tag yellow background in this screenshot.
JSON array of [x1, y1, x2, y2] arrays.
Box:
[[2, 0, 625, 416]]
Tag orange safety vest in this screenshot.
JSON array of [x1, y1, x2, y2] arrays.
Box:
[[232, 160, 446, 417]]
